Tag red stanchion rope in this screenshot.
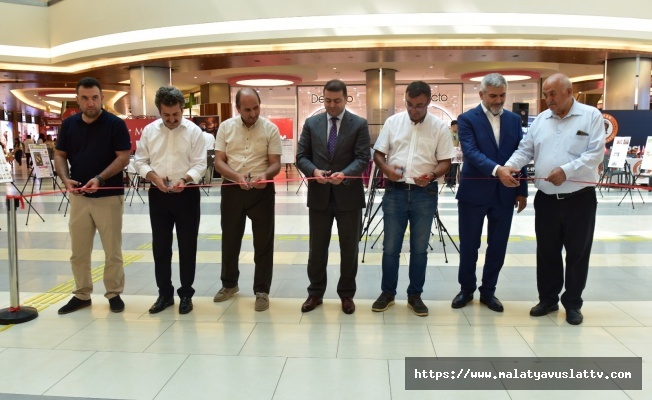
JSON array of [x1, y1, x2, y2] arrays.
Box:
[[11, 175, 651, 199]]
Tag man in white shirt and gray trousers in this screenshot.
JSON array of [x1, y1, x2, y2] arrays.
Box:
[[135, 86, 206, 315], [497, 73, 605, 325]]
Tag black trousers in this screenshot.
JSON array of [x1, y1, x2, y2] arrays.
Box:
[[148, 186, 201, 298], [220, 183, 275, 294], [307, 199, 362, 299], [534, 188, 597, 309], [445, 163, 459, 186]]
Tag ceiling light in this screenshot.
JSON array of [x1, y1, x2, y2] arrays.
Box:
[[228, 75, 301, 87], [44, 100, 62, 108], [569, 74, 603, 82], [462, 70, 540, 82], [45, 93, 76, 98], [237, 79, 293, 86], [469, 75, 532, 82]]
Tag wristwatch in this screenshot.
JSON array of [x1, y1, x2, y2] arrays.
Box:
[[429, 172, 438, 183], [94, 175, 105, 186]]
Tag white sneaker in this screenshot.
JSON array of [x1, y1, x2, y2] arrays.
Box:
[[213, 286, 239, 302], [255, 292, 269, 311]]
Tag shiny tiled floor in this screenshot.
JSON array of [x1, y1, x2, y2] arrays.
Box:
[[0, 163, 651, 400]]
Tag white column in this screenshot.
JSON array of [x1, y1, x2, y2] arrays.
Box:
[[129, 66, 171, 116], [604, 58, 651, 110]]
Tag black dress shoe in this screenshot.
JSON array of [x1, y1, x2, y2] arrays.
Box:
[[301, 296, 323, 313], [58, 297, 92, 315], [451, 291, 473, 309], [179, 297, 193, 314], [341, 297, 355, 315], [108, 295, 125, 313], [149, 296, 174, 314], [480, 296, 504, 312], [529, 302, 559, 317], [566, 308, 583, 325]]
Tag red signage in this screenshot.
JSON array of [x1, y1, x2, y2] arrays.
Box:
[[124, 118, 156, 151], [45, 118, 62, 126], [269, 118, 294, 139], [62, 108, 80, 120]]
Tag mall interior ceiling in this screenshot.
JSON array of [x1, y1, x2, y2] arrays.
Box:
[[2, 46, 641, 117], [2, 0, 652, 117]]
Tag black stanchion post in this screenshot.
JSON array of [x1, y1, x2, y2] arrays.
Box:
[[0, 196, 38, 325]]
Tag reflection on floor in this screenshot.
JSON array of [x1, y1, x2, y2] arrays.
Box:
[[0, 164, 651, 399]]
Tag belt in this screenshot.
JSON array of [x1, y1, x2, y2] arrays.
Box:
[[390, 181, 434, 190], [545, 186, 594, 200]]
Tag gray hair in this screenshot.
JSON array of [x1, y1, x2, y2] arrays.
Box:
[[480, 73, 508, 92], [154, 86, 185, 110]]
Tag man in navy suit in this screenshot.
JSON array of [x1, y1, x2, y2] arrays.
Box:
[[451, 73, 528, 312], [296, 79, 370, 314]]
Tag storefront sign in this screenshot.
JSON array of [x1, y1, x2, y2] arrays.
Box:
[[310, 94, 354, 104]]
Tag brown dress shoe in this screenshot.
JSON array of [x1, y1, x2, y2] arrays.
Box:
[[301, 296, 323, 313], [341, 297, 355, 314]]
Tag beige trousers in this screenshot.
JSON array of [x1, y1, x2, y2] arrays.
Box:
[[69, 195, 125, 300]]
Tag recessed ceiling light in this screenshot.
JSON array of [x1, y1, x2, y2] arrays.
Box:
[[469, 75, 532, 82], [236, 79, 294, 86], [45, 93, 76, 98], [44, 100, 62, 108], [228, 75, 301, 87]]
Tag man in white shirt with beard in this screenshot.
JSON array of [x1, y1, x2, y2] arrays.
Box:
[[135, 86, 206, 315]]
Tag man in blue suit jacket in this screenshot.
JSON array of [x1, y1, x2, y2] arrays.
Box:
[[296, 79, 370, 315], [451, 73, 528, 312]]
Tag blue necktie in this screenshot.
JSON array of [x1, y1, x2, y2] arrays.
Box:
[[328, 117, 338, 158]]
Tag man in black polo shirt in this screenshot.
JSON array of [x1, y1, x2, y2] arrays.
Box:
[[54, 77, 131, 314]]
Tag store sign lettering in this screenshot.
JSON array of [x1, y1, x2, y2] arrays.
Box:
[[431, 93, 448, 102], [311, 94, 354, 104]]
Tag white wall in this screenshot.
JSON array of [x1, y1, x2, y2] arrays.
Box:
[[2, 0, 652, 65]]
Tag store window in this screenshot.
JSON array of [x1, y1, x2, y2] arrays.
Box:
[[229, 86, 298, 163], [462, 82, 539, 116]]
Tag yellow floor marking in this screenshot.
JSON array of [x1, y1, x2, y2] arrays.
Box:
[[0, 253, 142, 332]]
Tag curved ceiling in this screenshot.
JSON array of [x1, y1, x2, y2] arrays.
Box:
[[2, 1, 652, 115]]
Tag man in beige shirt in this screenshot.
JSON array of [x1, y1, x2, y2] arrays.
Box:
[[213, 88, 282, 311]]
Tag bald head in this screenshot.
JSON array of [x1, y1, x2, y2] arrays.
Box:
[[544, 73, 572, 91], [236, 88, 261, 128], [542, 73, 574, 118]]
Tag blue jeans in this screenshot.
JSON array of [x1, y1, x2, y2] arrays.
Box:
[[381, 181, 438, 296]]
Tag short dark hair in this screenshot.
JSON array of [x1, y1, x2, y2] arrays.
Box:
[[406, 81, 431, 100], [323, 79, 347, 97], [451, 120, 457, 126], [154, 86, 185, 110], [235, 88, 261, 108], [76, 77, 102, 93]]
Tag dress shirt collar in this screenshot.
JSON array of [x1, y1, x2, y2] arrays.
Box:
[[480, 103, 504, 117], [410, 111, 429, 125], [239, 116, 260, 129], [156, 117, 188, 131], [328, 110, 345, 122], [545, 98, 580, 120]]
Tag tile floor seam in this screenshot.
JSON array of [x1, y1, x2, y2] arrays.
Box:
[[152, 353, 191, 400], [236, 319, 259, 357], [40, 349, 96, 397], [141, 319, 178, 354]]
